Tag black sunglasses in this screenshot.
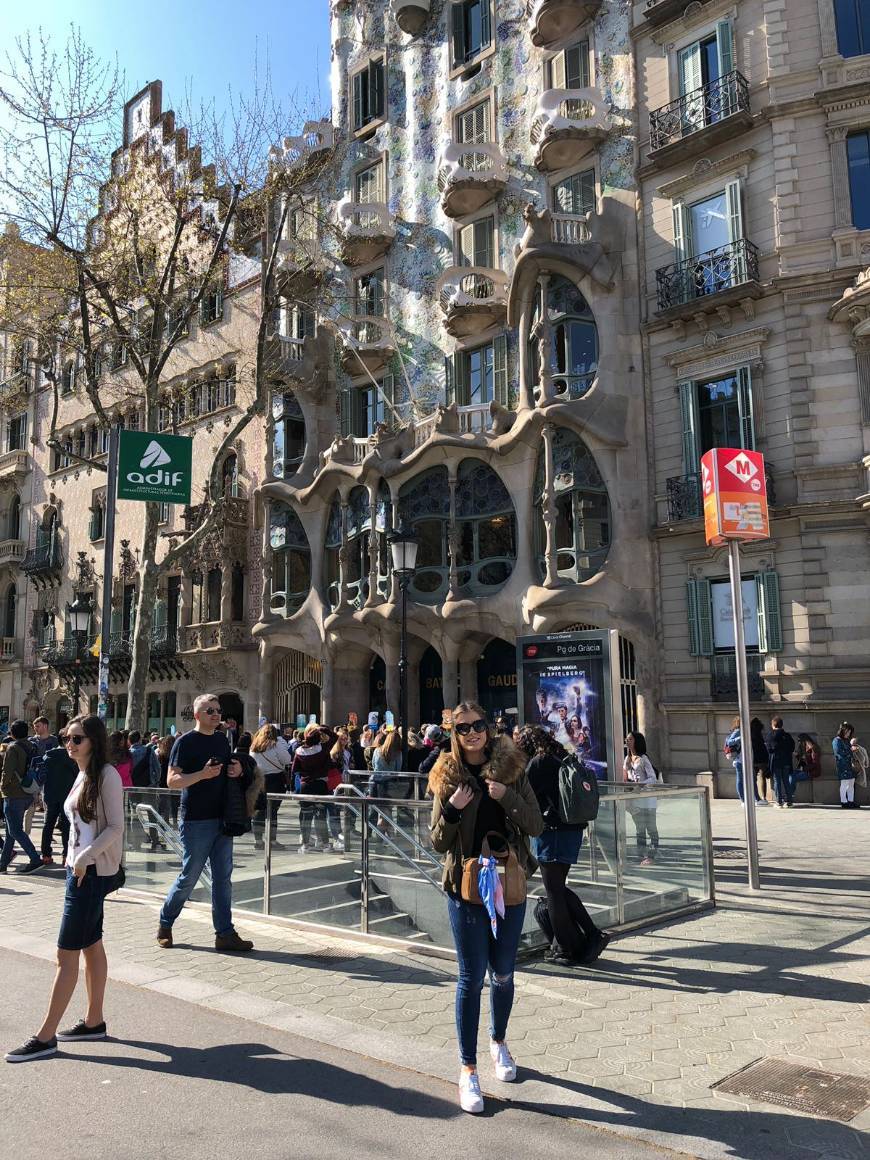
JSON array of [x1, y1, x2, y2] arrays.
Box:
[[64, 734, 85, 745], [201, 707, 220, 716], [455, 719, 487, 737]]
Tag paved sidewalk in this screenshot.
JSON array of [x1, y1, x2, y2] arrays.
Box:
[[0, 802, 867, 1160]]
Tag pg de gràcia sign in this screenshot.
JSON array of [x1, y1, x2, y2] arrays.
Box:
[[117, 431, 193, 505]]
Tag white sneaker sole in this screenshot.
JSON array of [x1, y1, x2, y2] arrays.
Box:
[[57, 1029, 106, 1042], [5, 1045, 57, 1062], [459, 1091, 484, 1113]]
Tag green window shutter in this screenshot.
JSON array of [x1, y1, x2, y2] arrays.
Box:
[[757, 571, 783, 654], [678, 43, 702, 96], [480, 0, 492, 49], [339, 388, 351, 437], [717, 20, 735, 76], [678, 380, 700, 473], [352, 71, 364, 130], [725, 178, 744, 243], [493, 334, 508, 406], [565, 42, 589, 89], [672, 202, 690, 263], [455, 349, 471, 406], [370, 59, 385, 120], [476, 217, 495, 268], [451, 2, 466, 66], [352, 389, 367, 437], [687, 578, 714, 656], [444, 353, 456, 406], [736, 365, 756, 450], [550, 49, 567, 90]]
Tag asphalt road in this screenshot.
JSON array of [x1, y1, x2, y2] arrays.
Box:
[[0, 948, 673, 1160]]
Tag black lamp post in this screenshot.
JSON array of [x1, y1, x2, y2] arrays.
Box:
[[68, 594, 92, 715], [388, 525, 419, 772]]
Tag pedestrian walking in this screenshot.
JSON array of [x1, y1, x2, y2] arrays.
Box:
[[38, 735, 78, 865], [156, 694, 254, 952], [750, 717, 771, 803], [833, 722, 859, 809], [250, 724, 290, 850], [624, 731, 662, 862], [428, 701, 543, 1114], [5, 715, 123, 1063], [290, 722, 332, 853], [517, 725, 608, 966], [0, 721, 41, 874], [765, 716, 796, 808]]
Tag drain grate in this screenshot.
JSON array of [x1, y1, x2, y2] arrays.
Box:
[[713, 1058, 870, 1123], [295, 948, 365, 966], [713, 847, 746, 860]]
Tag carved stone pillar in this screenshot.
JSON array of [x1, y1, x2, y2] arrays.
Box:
[[320, 654, 335, 724], [541, 422, 562, 588], [459, 657, 478, 705], [366, 482, 379, 607], [855, 335, 870, 426], [261, 500, 276, 623], [826, 127, 852, 230], [220, 561, 233, 625], [446, 470, 460, 602], [441, 655, 459, 711], [518, 283, 535, 411], [337, 497, 351, 610], [536, 273, 556, 403], [257, 638, 274, 724]]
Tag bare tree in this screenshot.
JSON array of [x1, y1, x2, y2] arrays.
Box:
[[0, 28, 335, 728]]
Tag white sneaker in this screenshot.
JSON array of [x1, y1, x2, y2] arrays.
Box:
[[458, 1069, 484, 1113], [298, 841, 310, 854], [755, 799, 769, 806], [331, 838, 345, 853], [490, 1040, 517, 1082]]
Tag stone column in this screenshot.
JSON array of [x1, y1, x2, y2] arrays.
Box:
[[219, 561, 233, 624], [854, 336, 870, 426], [827, 127, 852, 230], [261, 500, 276, 623], [320, 655, 336, 724], [257, 639, 274, 724], [459, 656, 478, 705], [536, 273, 556, 403], [366, 482, 379, 607], [441, 642, 460, 711], [337, 497, 351, 610], [541, 422, 561, 588], [446, 470, 460, 601]]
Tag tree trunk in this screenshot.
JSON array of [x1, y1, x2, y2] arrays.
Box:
[[126, 502, 160, 730]]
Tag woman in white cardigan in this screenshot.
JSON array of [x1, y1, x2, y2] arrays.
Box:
[[6, 715, 124, 1062]]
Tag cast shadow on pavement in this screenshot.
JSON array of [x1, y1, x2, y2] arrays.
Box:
[[509, 1067, 866, 1160]]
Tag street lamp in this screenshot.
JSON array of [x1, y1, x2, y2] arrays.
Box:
[[67, 594, 92, 715], [388, 525, 419, 772]]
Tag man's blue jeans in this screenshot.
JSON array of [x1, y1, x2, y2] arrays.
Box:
[[771, 763, 794, 806], [447, 895, 527, 1066], [734, 760, 761, 804], [0, 797, 40, 870], [159, 818, 235, 936]]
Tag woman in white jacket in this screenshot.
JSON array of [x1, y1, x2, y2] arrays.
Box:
[[250, 724, 291, 850], [623, 731, 659, 867]]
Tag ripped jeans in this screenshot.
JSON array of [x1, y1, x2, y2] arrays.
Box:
[[447, 894, 527, 1066]]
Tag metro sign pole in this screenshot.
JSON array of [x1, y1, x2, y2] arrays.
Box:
[[701, 448, 771, 893]]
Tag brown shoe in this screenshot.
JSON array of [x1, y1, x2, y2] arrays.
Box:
[[215, 930, 254, 953], [157, 926, 173, 948]]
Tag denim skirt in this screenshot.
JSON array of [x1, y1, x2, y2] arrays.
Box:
[[534, 827, 584, 865], [57, 866, 110, 951]]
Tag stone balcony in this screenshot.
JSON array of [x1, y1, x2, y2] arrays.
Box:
[[263, 331, 320, 384], [642, 0, 712, 26], [438, 142, 508, 219], [526, 0, 601, 48], [274, 236, 323, 293], [412, 402, 494, 447], [269, 120, 335, 174], [183, 494, 249, 534], [436, 267, 509, 338], [649, 71, 752, 166], [0, 538, 26, 567], [0, 449, 31, 483], [390, 0, 430, 34], [0, 637, 18, 664], [181, 622, 253, 651], [338, 315, 397, 377], [530, 87, 611, 172], [337, 199, 396, 266]]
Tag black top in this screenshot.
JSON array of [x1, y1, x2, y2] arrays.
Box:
[[170, 730, 231, 821], [526, 752, 584, 832], [765, 728, 795, 769], [442, 760, 509, 858]]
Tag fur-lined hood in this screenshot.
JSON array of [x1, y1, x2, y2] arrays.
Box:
[[427, 735, 526, 800]]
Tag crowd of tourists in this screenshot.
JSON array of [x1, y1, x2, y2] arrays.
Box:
[[0, 698, 863, 1115]]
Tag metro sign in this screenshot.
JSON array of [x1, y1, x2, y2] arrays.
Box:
[[701, 447, 770, 546]]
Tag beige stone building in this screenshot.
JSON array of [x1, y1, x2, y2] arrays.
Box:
[[635, 0, 870, 794]]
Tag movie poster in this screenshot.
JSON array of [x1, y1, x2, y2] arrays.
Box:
[[516, 632, 616, 780]]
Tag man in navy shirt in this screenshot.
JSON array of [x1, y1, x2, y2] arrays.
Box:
[[157, 693, 254, 952]]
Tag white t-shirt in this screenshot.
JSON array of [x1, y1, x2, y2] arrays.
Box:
[[624, 754, 658, 809], [65, 772, 97, 869]]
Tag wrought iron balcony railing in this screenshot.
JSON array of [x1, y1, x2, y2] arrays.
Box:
[[666, 473, 703, 522], [650, 71, 750, 154], [656, 238, 760, 313], [22, 539, 63, 577], [711, 653, 765, 702]]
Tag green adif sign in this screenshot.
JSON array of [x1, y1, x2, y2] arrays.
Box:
[[117, 430, 193, 504]]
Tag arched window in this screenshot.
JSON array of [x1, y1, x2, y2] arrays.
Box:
[[3, 584, 15, 638], [324, 494, 342, 611], [530, 275, 598, 400], [347, 486, 371, 608], [231, 564, 244, 621], [272, 391, 306, 477], [398, 467, 450, 603], [7, 494, 20, 541], [221, 452, 239, 498], [534, 428, 611, 583], [206, 568, 222, 622], [455, 459, 517, 595], [61, 360, 76, 395], [270, 503, 312, 617]]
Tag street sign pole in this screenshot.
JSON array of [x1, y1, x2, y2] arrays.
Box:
[[728, 538, 760, 892], [98, 425, 119, 723]]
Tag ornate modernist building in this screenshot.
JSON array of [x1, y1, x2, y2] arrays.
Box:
[[256, 0, 657, 740], [637, 0, 870, 783]]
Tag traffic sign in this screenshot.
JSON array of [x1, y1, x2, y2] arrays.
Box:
[[117, 431, 193, 504], [701, 447, 770, 547]]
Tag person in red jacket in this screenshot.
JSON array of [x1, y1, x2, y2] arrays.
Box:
[[290, 723, 332, 852]]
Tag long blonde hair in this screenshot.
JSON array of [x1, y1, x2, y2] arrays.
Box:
[[378, 729, 401, 764], [449, 701, 492, 767], [251, 723, 278, 754]]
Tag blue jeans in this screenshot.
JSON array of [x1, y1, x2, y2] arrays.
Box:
[[0, 797, 39, 870], [159, 818, 235, 936], [734, 760, 761, 804], [447, 895, 527, 1066], [771, 764, 794, 806]]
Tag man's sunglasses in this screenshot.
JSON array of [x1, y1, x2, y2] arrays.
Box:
[[201, 707, 220, 716], [454, 719, 487, 737], [64, 734, 85, 746]]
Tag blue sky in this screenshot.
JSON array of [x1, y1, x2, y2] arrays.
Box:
[[2, 0, 332, 132]]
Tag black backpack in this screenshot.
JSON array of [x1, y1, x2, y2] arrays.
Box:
[[557, 753, 600, 824]]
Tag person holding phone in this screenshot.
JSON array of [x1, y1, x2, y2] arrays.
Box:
[[156, 694, 253, 953]]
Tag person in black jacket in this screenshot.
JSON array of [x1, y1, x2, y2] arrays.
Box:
[[765, 716, 796, 808], [517, 726, 609, 966], [38, 740, 78, 864], [749, 718, 771, 805]]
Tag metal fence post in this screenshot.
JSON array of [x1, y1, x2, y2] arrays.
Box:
[[263, 799, 272, 916], [614, 798, 627, 927], [360, 797, 370, 934]]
